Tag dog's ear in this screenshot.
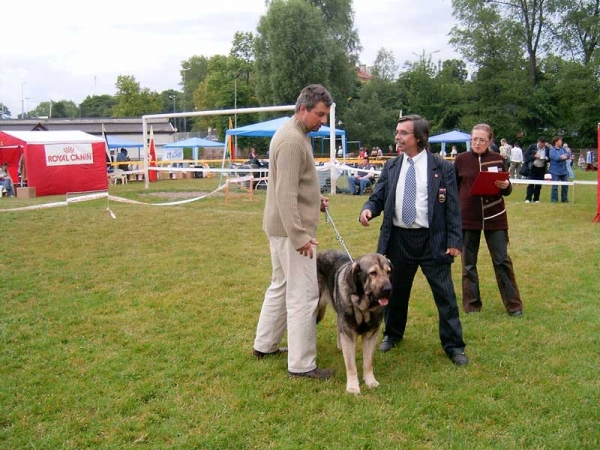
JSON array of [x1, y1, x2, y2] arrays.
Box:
[[386, 258, 393, 281], [350, 260, 364, 296]]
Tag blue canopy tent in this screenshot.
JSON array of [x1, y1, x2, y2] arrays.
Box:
[[224, 116, 347, 158], [163, 137, 225, 161], [105, 135, 144, 149], [105, 135, 144, 159], [429, 130, 471, 154]]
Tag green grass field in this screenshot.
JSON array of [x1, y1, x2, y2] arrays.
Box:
[[1, 172, 599, 449]]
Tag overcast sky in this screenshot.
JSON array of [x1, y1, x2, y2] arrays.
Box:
[[0, 0, 458, 118]]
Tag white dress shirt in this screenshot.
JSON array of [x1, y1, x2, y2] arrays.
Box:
[[393, 150, 429, 228]]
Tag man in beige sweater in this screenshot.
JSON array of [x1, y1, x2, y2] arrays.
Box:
[[253, 84, 333, 379]]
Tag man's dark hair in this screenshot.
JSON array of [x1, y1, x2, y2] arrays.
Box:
[[398, 114, 430, 150], [295, 84, 333, 113], [538, 137, 547, 144]]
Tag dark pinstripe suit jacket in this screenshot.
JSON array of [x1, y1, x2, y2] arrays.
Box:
[[361, 150, 462, 263]]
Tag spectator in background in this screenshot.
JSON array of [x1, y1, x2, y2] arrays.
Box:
[[509, 142, 524, 179], [586, 147, 595, 171], [563, 142, 574, 179], [116, 148, 130, 172], [499, 138, 512, 171], [524, 137, 549, 203], [548, 136, 569, 203], [578, 152, 585, 170], [248, 147, 265, 168], [349, 156, 375, 195], [0, 163, 15, 196], [450, 145, 458, 158]]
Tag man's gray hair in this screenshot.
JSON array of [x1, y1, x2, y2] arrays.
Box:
[[295, 84, 333, 113]]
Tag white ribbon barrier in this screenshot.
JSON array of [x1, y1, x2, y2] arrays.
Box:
[[2, 167, 596, 214]]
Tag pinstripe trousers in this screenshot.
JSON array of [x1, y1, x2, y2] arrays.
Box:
[[384, 227, 466, 355]]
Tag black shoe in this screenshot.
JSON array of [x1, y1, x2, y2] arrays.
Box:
[[508, 310, 523, 317], [289, 367, 334, 379], [379, 336, 399, 353], [252, 347, 288, 359], [449, 350, 469, 366]]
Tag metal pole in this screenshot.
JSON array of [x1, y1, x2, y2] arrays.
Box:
[[182, 68, 190, 134], [234, 77, 238, 155], [21, 82, 26, 119]]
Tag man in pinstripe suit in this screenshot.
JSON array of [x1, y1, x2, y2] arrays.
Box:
[[358, 115, 468, 366]]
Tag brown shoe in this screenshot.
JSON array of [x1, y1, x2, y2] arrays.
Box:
[[288, 367, 334, 379], [252, 348, 287, 359]]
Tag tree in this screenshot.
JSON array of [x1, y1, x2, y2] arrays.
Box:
[[550, 0, 600, 65], [0, 103, 11, 119], [537, 55, 600, 145], [452, 0, 551, 86], [112, 75, 162, 117], [372, 48, 399, 81], [306, 0, 361, 114], [230, 31, 255, 83], [255, 0, 331, 106], [180, 56, 211, 124], [80, 95, 117, 118], [159, 89, 182, 130], [29, 101, 53, 118], [44, 100, 79, 118], [193, 55, 259, 139], [344, 79, 399, 148], [254, 0, 358, 114]]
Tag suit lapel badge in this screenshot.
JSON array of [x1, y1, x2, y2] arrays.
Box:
[[439, 188, 446, 203]]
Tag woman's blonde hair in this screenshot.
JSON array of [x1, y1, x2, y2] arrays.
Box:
[[472, 123, 494, 141]]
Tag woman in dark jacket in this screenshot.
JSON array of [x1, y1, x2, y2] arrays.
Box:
[[524, 138, 549, 202], [454, 123, 523, 317]]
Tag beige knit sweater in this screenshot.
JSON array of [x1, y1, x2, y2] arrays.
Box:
[[263, 117, 320, 249]]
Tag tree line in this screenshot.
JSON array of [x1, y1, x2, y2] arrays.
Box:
[[2, 0, 599, 151]]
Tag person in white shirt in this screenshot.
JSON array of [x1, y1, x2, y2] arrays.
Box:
[[509, 142, 524, 179], [0, 163, 15, 197]]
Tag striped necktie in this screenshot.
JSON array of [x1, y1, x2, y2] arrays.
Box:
[[402, 157, 416, 226]]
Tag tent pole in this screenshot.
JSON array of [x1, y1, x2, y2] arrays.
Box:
[[142, 119, 149, 189], [329, 103, 336, 195]]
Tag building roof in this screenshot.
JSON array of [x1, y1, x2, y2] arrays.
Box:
[[357, 64, 373, 82], [0, 118, 176, 135]]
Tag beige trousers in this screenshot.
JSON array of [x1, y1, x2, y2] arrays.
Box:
[[254, 236, 319, 373]]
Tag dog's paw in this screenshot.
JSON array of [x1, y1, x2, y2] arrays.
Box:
[[346, 383, 361, 394], [364, 376, 379, 389]]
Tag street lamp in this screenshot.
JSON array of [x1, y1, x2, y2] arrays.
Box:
[[412, 49, 441, 65], [21, 82, 26, 119], [168, 93, 177, 131], [182, 68, 191, 133], [233, 72, 240, 152]]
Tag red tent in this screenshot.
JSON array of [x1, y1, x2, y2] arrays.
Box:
[[0, 130, 108, 196]]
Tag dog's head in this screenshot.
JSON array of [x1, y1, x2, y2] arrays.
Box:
[[349, 253, 393, 310]]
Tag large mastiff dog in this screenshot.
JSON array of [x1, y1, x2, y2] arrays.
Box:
[[317, 250, 392, 394]]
